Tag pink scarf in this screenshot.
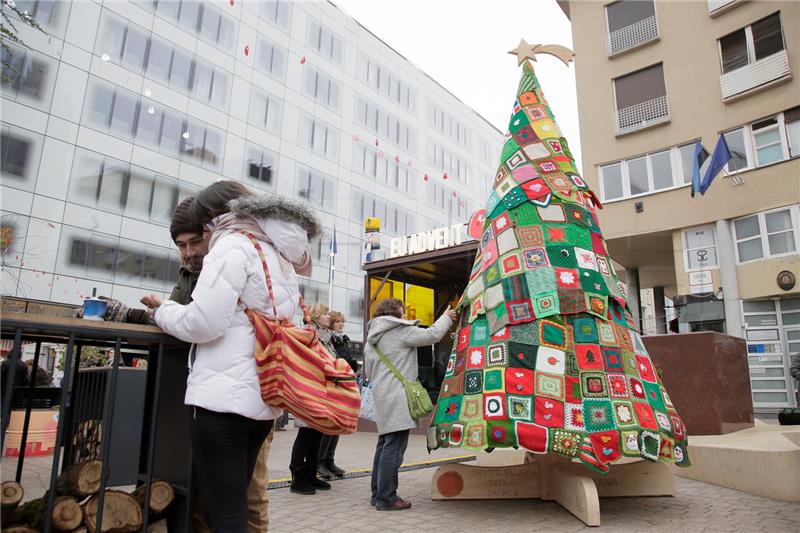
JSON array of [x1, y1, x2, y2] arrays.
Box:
[[208, 213, 312, 276]]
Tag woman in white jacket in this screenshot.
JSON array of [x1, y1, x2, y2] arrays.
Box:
[[154, 181, 319, 531]]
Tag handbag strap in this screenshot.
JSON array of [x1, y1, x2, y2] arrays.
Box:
[[371, 343, 408, 386], [239, 231, 310, 324]]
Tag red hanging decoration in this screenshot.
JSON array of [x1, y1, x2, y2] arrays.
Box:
[[443, 172, 448, 180], [394, 155, 400, 164], [229, 0, 234, 5], [374, 139, 379, 147], [244, 45, 250, 57], [423, 174, 429, 181], [452, 191, 457, 197], [300, 56, 306, 64], [352, 134, 359, 142]]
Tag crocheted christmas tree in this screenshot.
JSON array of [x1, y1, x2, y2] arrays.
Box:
[[428, 59, 689, 472]]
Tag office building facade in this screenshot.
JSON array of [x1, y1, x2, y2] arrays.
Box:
[[0, 0, 502, 338]]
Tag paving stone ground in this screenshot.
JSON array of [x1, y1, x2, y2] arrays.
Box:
[[4, 426, 798, 532]]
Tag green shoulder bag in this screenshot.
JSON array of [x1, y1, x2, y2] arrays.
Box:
[[372, 343, 433, 420]]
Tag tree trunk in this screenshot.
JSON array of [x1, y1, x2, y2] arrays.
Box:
[[2, 480, 24, 511], [5, 495, 82, 532], [57, 459, 103, 498], [83, 491, 142, 533], [132, 481, 174, 515], [147, 519, 168, 533]]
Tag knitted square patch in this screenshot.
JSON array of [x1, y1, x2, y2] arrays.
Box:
[[464, 421, 487, 450], [670, 413, 685, 440], [583, 399, 615, 432], [635, 355, 657, 382], [470, 320, 490, 343], [655, 411, 672, 432], [532, 291, 560, 319], [509, 321, 537, 345], [483, 393, 506, 420], [448, 423, 464, 447], [464, 370, 483, 395], [613, 323, 634, 352], [512, 124, 537, 146], [484, 284, 504, 310], [558, 289, 587, 314], [534, 396, 564, 427], [597, 322, 616, 345], [539, 319, 567, 350], [596, 255, 611, 275], [517, 226, 545, 248], [607, 373, 630, 398], [522, 178, 551, 200], [546, 245, 578, 269], [545, 225, 569, 244], [572, 317, 599, 343], [436, 424, 451, 447], [516, 421, 549, 453], [585, 293, 608, 319], [640, 430, 661, 461], [555, 267, 580, 289], [444, 352, 457, 377], [575, 344, 604, 371], [506, 368, 534, 395], [511, 163, 539, 184], [536, 346, 566, 375], [629, 377, 647, 401], [613, 400, 637, 428], [507, 395, 533, 422], [634, 402, 658, 430], [523, 247, 549, 270], [500, 252, 524, 278], [440, 377, 464, 398], [644, 381, 667, 411], [522, 140, 551, 161], [507, 300, 534, 324], [674, 443, 690, 466], [483, 263, 502, 286], [659, 434, 675, 462], [620, 430, 640, 457], [436, 395, 462, 423], [488, 420, 516, 447], [502, 188, 527, 210], [467, 347, 485, 369], [507, 341, 537, 370], [461, 395, 482, 421], [496, 228, 519, 256], [534, 372, 565, 401], [484, 369, 505, 392], [589, 430, 621, 465], [486, 343, 508, 368], [492, 212, 513, 234], [602, 347, 624, 372], [564, 402, 585, 431], [580, 269, 607, 296], [537, 204, 566, 223], [551, 429, 581, 457], [580, 371, 608, 398]]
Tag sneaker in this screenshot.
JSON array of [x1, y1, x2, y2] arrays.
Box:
[[327, 462, 346, 477], [290, 484, 316, 495], [376, 498, 412, 511], [309, 477, 331, 490]]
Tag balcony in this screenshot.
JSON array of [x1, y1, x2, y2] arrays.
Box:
[[607, 15, 659, 56], [707, 0, 738, 16], [614, 95, 670, 136], [720, 50, 791, 101]]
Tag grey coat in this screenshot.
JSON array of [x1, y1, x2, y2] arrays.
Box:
[[364, 314, 453, 435]]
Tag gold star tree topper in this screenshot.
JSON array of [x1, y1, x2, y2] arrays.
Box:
[[508, 38, 575, 67]]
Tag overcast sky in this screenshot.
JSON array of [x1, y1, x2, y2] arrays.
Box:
[[332, 0, 582, 169]]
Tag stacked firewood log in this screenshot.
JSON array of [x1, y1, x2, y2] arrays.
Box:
[[1, 460, 174, 532]]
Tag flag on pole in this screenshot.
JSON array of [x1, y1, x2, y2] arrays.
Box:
[[690, 142, 709, 198], [328, 227, 337, 307], [699, 134, 732, 196]]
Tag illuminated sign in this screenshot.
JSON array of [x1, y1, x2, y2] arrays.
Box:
[[390, 224, 463, 258]]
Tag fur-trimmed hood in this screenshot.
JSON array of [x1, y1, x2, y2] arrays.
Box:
[[229, 195, 321, 240]]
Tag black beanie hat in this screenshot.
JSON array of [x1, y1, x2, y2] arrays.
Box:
[[170, 197, 203, 242]]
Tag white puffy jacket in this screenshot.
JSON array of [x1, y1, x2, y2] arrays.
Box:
[[155, 214, 313, 421]]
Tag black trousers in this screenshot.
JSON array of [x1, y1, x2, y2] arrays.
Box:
[[318, 434, 339, 464], [289, 427, 323, 481], [191, 407, 272, 532]]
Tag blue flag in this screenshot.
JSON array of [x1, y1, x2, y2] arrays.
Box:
[[690, 142, 709, 198], [699, 134, 732, 196]]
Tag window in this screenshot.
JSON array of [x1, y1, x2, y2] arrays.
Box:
[[428, 103, 471, 148], [307, 20, 344, 65], [181, 120, 223, 170], [198, 4, 236, 53], [734, 206, 799, 262], [723, 128, 750, 171], [0, 43, 53, 107], [678, 142, 697, 184], [684, 225, 718, 270], [295, 166, 336, 212], [751, 118, 785, 166], [613, 63, 668, 135], [356, 98, 417, 151], [190, 60, 230, 109], [297, 279, 328, 309], [261, 0, 291, 30], [721, 12, 785, 75], [600, 163, 624, 201], [14, 0, 66, 35], [245, 146, 277, 189], [786, 107, 800, 158], [302, 68, 340, 111], [605, 0, 658, 55], [0, 126, 41, 186], [255, 38, 287, 81], [310, 229, 332, 269], [299, 115, 339, 161], [248, 88, 283, 134], [627, 157, 648, 195], [357, 54, 416, 112]]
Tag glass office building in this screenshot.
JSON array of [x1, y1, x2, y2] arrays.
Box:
[[0, 0, 502, 337]]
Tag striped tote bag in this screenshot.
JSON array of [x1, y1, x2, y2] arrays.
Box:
[[241, 232, 360, 435]]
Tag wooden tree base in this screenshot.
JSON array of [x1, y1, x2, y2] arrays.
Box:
[[431, 454, 674, 526]]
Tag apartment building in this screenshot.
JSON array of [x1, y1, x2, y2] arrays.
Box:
[[0, 0, 502, 339], [560, 0, 800, 410]]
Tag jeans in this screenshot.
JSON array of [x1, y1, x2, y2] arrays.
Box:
[[370, 430, 410, 507], [289, 427, 323, 482], [191, 407, 272, 533]]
